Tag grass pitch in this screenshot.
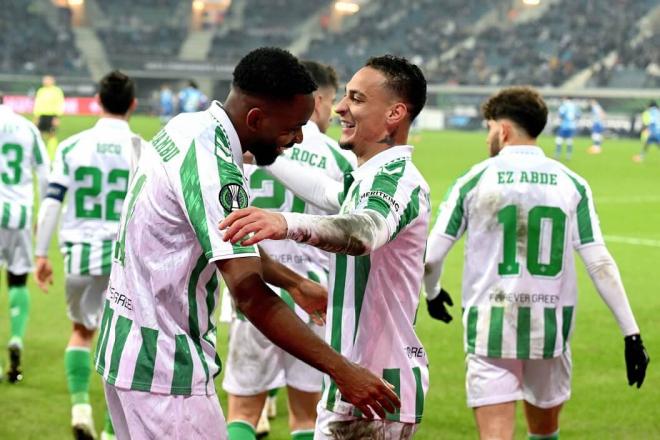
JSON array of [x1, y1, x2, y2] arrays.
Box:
[[0, 115, 658, 439]]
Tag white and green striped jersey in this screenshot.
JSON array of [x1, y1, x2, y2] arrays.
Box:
[[320, 145, 430, 424], [49, 118, 141, 275], [430, 146, 604, 360], [247, 120, 355, 320], [95, 102, 258, 396], [0, 104, 49, 229]]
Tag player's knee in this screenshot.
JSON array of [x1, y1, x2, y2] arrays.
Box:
[[7, 272, 28, 287], [72, 322, 96, 341]]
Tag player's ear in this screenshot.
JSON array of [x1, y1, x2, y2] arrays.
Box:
[[386, 102, 408, 126], [246, 107, 265, 133], [130, 98, 138, 112]]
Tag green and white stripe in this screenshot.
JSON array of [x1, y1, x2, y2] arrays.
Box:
[[62, 240, 115, 275], [0, 202, 29, 229], [464, 305, 575, 359], [320, 146, 430, 424], [96, 103, 257, 396]]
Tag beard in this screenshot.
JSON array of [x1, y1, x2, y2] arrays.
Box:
[[339, 142, 354, 151], [250, 141, 295, 166], [488, 136, 501, 157]]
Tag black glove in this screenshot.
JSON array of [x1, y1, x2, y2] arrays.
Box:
[[624, 334, 649, 388], [427, 288, 453, 323]]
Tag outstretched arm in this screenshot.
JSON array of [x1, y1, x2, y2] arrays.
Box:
[[217, 256, 399, 417], [220, 207, 391, 256], [265, 155, 343, 212]]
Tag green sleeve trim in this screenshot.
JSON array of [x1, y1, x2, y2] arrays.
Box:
[[563, 171, 595, 245], [444, 167, 487, 237]]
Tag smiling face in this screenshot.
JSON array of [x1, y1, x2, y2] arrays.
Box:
[[335, 67, 398, 153], [245, 93, 315, 166]]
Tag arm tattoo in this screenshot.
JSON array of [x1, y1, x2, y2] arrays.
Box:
[[286, 211, 389, 256]]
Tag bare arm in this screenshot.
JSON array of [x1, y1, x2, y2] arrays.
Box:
[[216, 256, 399, 417], [423, 234, 455, 299], [219, 208, 391, 256], [258, 246, 327, 324]]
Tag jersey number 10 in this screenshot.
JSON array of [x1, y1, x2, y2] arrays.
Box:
[[497, 204, 567, 277]]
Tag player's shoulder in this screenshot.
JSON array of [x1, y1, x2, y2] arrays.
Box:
[[56, 130, 88, 156]]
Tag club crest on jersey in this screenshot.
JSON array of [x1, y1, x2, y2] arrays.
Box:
[[219, 183, 248, 213]]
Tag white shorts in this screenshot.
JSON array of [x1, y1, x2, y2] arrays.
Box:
[[466, 350, 572, 409], [0, 229, 33, 275], [222, 317, 324, 395], [314, 404, 418, 440], [104, 382, 227, 440], [66, 275, 109, 330]]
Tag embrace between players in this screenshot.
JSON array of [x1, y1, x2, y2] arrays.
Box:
[[1, 46, 646, 440]]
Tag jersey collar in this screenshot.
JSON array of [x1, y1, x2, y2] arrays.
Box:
[[95, 117, 130, 131], [499, 145, 545, 157], [351, 145, 413, 180], [208, 101, 244, 168], [304, 120, 320, 135]]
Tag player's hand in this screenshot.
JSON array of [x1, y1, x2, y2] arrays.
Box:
[[288, 277, 327, 326], [332, 360, 401, 419], [624, 334, 649, 388], [35, 256, 53, 293], [427, 288, 453, 323], [219, 207, 287, 246]]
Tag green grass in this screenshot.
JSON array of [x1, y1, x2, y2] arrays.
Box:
[[0, 116, 658, 439]]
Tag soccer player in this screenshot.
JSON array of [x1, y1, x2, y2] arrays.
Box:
[[587, 99, 605, 154], [34, 71, 142, 440], [33, 75, 65, 158], [554, 97, 580, 160], [94, 48, 398, 440], [178, 79, 208, 113], [633, 101, 660, 163], [222, 60, 356, 440], [0, 92, 50, 383], [424, 86, 650, 440], [221, 55, 430, 439], [159, 83, 175, 125]]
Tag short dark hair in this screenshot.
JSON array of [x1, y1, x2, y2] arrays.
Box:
[[365, 55, 427, 121], [233, 47, 317, 100], [482, 86, 548, 138], [649, 101, 658, 108], [301, 60, 338, 91], [99, 70, 135, 115]]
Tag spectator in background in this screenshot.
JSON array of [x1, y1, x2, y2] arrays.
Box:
[[178, 79, 207, 113], [33, 75, 65, 158], [159, 83, 175, 125]]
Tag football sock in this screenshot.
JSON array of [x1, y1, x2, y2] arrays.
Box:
[[228, 420, 256, 440], [65, 347, 91, 405], [104, 410, 115, 435], [8, 286, 30, 347], [529, 430, 559, 439], [292, 429, 314, 440], [566, 140, 573, 159]]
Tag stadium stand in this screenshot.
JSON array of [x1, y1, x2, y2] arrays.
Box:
[[207, 0, 332, 64], [302, 0, 495, 81], [0, 2, 88, 76], [95, 0, 189, 65], [430, 0, 657, 87]]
